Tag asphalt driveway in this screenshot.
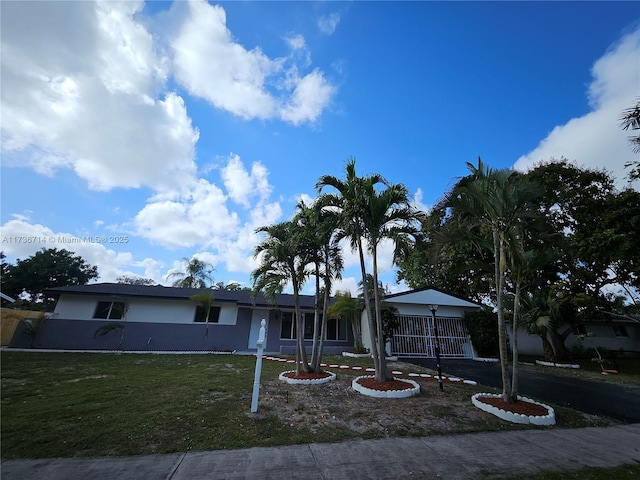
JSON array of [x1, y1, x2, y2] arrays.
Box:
[[405, 358, 640, 423]]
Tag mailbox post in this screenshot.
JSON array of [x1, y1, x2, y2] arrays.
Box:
[[251, 319, 266, 413]]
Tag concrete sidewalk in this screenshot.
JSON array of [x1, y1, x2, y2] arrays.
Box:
[[2, 424, 639, 480]]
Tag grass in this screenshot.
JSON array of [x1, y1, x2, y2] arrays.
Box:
[[0, 351, 622, 460], [491, 462, 640, 480]]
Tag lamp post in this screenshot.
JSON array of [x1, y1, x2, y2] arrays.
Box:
[[428, 304, 444, 392]]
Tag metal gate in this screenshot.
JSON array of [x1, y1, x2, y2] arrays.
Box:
[[391, 315, 472, 358]]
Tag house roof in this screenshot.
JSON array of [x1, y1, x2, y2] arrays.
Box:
[[384, 286, 482, 309], [47, 283, 319, 309]]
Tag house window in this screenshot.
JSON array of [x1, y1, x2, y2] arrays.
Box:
[[93, 301, 125, 320], [573, 325, 588, 336], [326, 317, 347, 341], [280, 312, 314, 339], [194, 306, 220, 323], [280, 312, 294, 339], [613, 325, 629, 338]]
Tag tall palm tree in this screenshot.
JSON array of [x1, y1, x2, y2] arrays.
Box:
[[168, 257, 215, 288], [318, 158, 422, 382], [316, 159, 384, 376], [252, 220, 312, 375], [437, 158, 542, 403], [294, 199, 344, 372]]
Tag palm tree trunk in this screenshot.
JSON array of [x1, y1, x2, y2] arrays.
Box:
[[357, 237, 379, 374], [315, 274, 331, 371], [494, 230, 512, 403], [541, 333, 555, 362], [510, 283, 521, 402], [310, 263, 321, 372], [293, 287, 310, 374], [372, 250, 389, 382]]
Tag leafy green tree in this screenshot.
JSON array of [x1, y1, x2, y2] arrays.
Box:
[[252, 221, 312, 375], [524, 160, 638, 358], [396, 207, 493, 303], [115, 275, 156, 286], [2, 248, 99, 301], [213, 281, 250, 291], [167, 258, 214, 288]]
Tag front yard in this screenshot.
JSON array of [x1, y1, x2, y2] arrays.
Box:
[[0, 351, 619, 459]]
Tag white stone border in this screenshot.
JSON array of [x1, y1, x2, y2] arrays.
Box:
[[471, 393, 555, 426], [535, 360, 580, 369], [341, 352, 370, 358], [352, 375, 420, 399], [278, 370, 337, 385]]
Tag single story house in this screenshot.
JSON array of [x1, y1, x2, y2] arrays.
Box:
[[513, 314, 640, 359], [8, 283, 353, 354], [8, 283, 483, 358]]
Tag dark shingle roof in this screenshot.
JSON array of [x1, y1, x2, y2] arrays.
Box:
[[47, 283, 320, 309]]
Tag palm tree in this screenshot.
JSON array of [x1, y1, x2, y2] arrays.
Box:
[[438, 158, 542, 403], [316, 159, 384, 376], [294, 199, 344, 372], [317, 158, 422, 382], [252, 221, 312, 375], [327, 290, 364, 352], [190, 291, 215, 350], [167, 257, 215, 288]]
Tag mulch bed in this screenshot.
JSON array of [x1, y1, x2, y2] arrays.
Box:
[[476, 395, 549, 416], [356, 377, 415, 391], [281, 371, 333, 380]]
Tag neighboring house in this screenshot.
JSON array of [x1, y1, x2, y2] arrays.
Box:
[[361, 287, 482, 359], [8, 283, 353, 354], [514, 315, 640, 359]]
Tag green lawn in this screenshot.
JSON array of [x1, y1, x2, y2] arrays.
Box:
[[0, 351, 619, 460]]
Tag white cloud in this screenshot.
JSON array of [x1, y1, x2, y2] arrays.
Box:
[[514, 28, 640, 190], [318, 12, 341, 35], [221, 154, 272, 208], [0, 0, 199, 193], [169, 0, 334, 125], [133, 154, 282, 273], [134, 178, 239, 249], [285, 34, 306, 50], [0, 219, 151, 283], [280, 69, 336, 125]]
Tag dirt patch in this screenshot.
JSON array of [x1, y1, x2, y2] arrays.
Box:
[[257, 374, 510, 436]]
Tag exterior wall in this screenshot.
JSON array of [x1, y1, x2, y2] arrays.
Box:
[[9, 316, 253, 352], [268, 309, 355, 355], [514, 324, 640, 357], [53, 294, 238, 325]]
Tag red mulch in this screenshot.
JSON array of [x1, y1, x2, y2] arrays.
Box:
[[356, 377, 415, 391], [476, 395, 549, 416], [282, 371, 333, 380]]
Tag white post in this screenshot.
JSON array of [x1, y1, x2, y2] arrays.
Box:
[[251, 319, 266, 413]]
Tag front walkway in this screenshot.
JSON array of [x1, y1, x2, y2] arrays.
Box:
[[3, 424, 639, 479]]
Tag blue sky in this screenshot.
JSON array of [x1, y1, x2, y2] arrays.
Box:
[[1, 1, 639, 296]]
